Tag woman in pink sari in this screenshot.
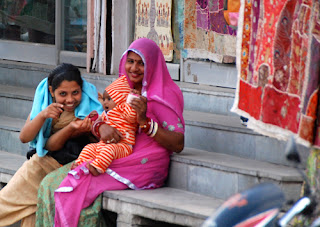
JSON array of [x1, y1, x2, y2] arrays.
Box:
[[36, 38, 185, 226]]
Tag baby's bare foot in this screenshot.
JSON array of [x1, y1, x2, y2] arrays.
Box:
[[85, 162, 100, 176], [71, 162, 79, 170]]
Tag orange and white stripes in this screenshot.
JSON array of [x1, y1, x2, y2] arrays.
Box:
[[105, 76, 131, 104], [76, 141, 132, 173], [101, 103, 137, 145]]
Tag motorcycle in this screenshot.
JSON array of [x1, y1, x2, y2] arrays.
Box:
[[202, 137, 319, 227]]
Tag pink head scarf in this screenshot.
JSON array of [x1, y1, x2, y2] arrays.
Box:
[[119, 38, 184, 126]]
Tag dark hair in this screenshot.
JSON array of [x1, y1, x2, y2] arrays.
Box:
[[48, 63, 83, 92]]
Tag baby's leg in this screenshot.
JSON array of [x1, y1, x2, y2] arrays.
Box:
[[90, 143, 132, 174], [74, 143, 99, 167]]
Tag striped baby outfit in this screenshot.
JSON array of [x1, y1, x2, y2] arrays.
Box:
[[76, 75, 138, 173]]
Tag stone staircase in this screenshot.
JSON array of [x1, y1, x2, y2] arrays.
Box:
[[0, 60, 306, 226]]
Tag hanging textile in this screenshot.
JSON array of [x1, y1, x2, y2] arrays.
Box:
[[183, 0, 238, 63], [231, 0, 320, 148], [87, 0, 107, 74], [134, 0, 174, 61]]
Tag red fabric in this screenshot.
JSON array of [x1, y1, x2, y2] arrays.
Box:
[[232, 0, 320, 147]]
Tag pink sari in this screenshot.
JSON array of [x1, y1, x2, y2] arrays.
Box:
[[54, 38, 185, 227]]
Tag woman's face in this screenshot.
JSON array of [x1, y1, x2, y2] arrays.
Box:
[[49, 80, 82, 112], [125, 51, 145, 88]]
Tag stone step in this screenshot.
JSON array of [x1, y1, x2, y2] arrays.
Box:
[[0, 115, 302, 201], [0, 84, 34, 119], [0, 60, 236, 116], [168, 147, 303, 201], [0, 116, 28, 156], [0, 60, 53, 88], [177, 81, 236, 116], [103, 187, 223, 227], [184, 110, 309, 166], [0, 82, 236, 119], [0, 150, 26, 185], [0, 105, 309, 167]]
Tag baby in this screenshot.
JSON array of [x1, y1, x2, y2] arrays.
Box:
[[72, 76, 139, 175]]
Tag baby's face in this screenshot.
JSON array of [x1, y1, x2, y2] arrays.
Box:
[[102, 91, 116, 111]]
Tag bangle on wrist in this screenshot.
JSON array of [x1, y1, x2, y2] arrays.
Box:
[[93, 121, 106, 138], [150, 121, 158, 137], [147, 119, 154, 135], [140, 117, 152, 134]]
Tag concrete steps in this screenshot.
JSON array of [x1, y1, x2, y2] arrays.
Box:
[[0, 83, 309, 166], [0, 60, 305, 226], [0, 113, 303, 201], [102, 187, 224, 226], [0, 116, 28, 156], [168, 148, 302, 201], [0, 150, 26, 186]]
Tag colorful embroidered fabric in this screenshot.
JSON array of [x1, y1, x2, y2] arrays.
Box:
[[183, 0, 238, 63], [134, 0, 174, 61], [232, 0, 320, 148]]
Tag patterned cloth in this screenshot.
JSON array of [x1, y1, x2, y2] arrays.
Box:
[[231, 0, 320, 148], [183, 0, 238, 63], [36, 163, 104, 227], [134, 0, 174, 61]]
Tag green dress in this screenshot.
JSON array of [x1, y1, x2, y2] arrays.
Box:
[[36, 162, 106, 227]]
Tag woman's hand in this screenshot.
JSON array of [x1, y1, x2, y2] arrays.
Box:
[[41, 103, 64, 120], [99, 123, 122, 143], [70, 117, 92, 137], [45, 117, 92, 151], [19, 103, 64, 143], [129, 95, 148, 125]]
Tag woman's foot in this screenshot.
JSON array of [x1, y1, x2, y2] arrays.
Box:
[[85, 162, 101, 176]]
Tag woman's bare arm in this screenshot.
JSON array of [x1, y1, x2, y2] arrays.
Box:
[[19, 103, 64, 143], [130, 96, 185, 153], [152, 128, 184, 153]]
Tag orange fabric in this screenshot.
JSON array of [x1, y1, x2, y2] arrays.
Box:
[[105, 76, 131, 105], [101, 103, 137, 145], [77, 142, 132, 173], [224, 0, 240, 25]]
